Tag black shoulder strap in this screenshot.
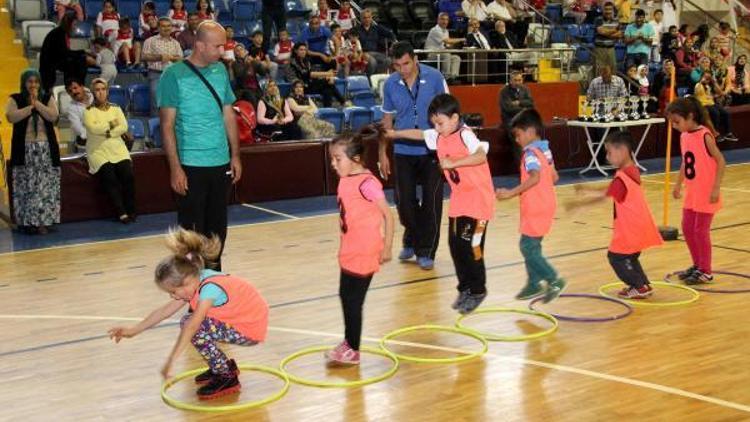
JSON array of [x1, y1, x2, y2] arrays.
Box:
[[183, 60, 224, 113]]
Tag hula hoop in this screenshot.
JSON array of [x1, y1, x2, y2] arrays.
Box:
[[528, 293, 633, 322], [455, 308, 558, 342], [161, 364, 290, 413], [599, 281, 700, 307], [664, 270, 750, 294], [379, 324, 488, 364], [279, 345, 399, 388]]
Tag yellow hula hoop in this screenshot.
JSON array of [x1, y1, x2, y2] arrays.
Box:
[[279, 345, 399, 388], [161, 363, 290, 412], [455, 307, 559, 342], [379, 324, 489, 364], [598, 281, 700, 307]]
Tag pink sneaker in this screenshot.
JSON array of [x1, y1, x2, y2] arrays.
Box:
[[325, 341, 360, 365]]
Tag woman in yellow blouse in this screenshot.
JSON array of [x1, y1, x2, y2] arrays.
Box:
[[694, 73, 736, 141], [83, 78, 136, 223]]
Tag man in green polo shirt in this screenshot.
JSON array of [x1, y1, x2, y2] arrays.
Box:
[[157, 20, 241, 270]]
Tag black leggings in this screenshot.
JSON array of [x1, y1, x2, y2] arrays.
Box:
[[309, 79, 346, 107], [607, 251, 649, 289], [339, 270, 373, 350], [449, 217, 488, 294], [705, 104, 731, 135], [96, 160, 135, 218]]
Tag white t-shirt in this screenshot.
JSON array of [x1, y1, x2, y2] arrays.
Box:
[[462, 0, 488, 21], [486, 1, 513, 21], [649, 19, 664, 45]]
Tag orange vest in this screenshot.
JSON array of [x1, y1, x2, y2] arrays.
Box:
[[679, 126, 722, 214], [609, 169, 664, 254], [436, 129, 495, 221], [189, 274, 269, 341], [338, 172, 384, 276], [520, 147, 557, 237]]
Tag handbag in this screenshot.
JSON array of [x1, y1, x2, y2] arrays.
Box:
[[183, 59, 224, 112]]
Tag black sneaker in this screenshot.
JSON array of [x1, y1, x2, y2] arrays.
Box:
[[724, 132, 739, 142], [684, 270, 714, 285], [676, 266, 697, 281], [458, 292, 487, 315], [196, 374, 241, 400], [451, 290, 470, 310], [194, 359, 239, 385]]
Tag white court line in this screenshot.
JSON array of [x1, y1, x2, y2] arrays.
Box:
[[2, 313, 749, 414], [640, 178, 750, 194], [2, 161, 749, 257], [240, 203, 301, 220]]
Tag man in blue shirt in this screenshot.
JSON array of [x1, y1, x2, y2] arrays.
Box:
[[296, 15, 334, 69], [158, 21, 241, 270], [379, 42, 449, 270], [624, 9, 654, 67]]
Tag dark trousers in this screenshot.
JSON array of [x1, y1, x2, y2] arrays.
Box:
[[607, 251, 649, 289], [178, 164, 230, 270], [261, 7, 286, 51], [309, 79, 345, 107], [731, 92, 750, 106], [520, 235, 558, 287], [258, 122, 302, 141], [339, 270, 373, 350], [393, 153, 444, 259], [706, 104, 731, 135], [449, 217, 488, 294], [41, 52, 88, 93], [96, 159, 135, 218]]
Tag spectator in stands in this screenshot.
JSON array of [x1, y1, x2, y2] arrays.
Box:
[[83, 78, 135, 224], [177, 12, 200, 53], [465, 19, 491, 50], [286, 43, 346, 107], [379, 41, 448, 270], [651, 58, 674, 113], [465, 19, 493, 80], [353, 9, 396, 75], [624, 63, 640, 95], [462, 0, 489, 24], [694, 72, 736, 141], [635, 64, 650, 96], [55, 0, 83, 22], [223, 26, 237, 62], [158, 21, 242, 270], [249, 30, 279, 81], [511, 0, 532, 45], [64, 78, 92, 148], [690, 56, 713, 86], [256, 80, 302, 141], [91, 38, 117, 85], [661, 0, 678, 31], [677, 24, 690, 46], [425, 13, 464, 83], [489, 20, 517, 83], [287, 80, 336, 139], [196, 0, 215, 21], [142, 14, 160, 39], [675, 36, 699, 88], [727, 54, 750, 106], [95, 0, 120, 43], [714, 21, 735, 59], [231, 43, 263, 101], [487, 0, 515, 26], [329, 24, 351, 77], [142, 17, 183, 113], [563, 0, 587, 25], [335, 0, 356, 32], [296, 16, 334, 68], [262, 0, 287, 51], [648, 9, 663, 62], [691, 24, 710, 51], [624, 9, 654, 67], [114, 17, 143, 68], [169, 0, 188, 34], [587, 65, 628, 100], [615, 0, 632, 26], [273, 28, 295, 79], [660, 24, 679, 62], [312, 0, 334, 27], [499, 70, 534, 162], [348, 31, 368, 75], [39, 13, 94, 92], [138, 1, 157, 39], [593, 2, 622, 75], [706, 36, 730, 69], [6, 69, 61, 235]]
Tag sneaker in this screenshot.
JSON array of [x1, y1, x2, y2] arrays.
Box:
[[398, 247, 415, 261], [724, 132, 739, 141], [195, 359, 239, 385], [417, 256, 434, 270], [458, 292, 487, 315], [676, 266, 697, 281], [542, 278, 567, 304], [451, 289, 470, 310], [196, 374, 241, 400], [617, 285, 651, 299], [325, 341, 360, 365], [684, 270, 714, 285], [717, 134, 726, 143], [515, 283, 545, 300]]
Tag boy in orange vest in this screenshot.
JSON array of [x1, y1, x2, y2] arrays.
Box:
[[496, 108, 566, 303], [567, 130, 663, 298]]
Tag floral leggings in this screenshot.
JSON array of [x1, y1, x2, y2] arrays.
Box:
[[181, 314, 257, 376]]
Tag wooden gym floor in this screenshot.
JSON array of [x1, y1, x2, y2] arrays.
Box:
[[1, 164, 749, 421]]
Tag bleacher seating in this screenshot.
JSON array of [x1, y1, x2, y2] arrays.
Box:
[[352, 91, 377, 108], [346, 75, 370, 96], [22, 20, 55, 52], [408, 0, 436, 30], [370, 105, 384, 123], [85, 0, 104, 21], [108, 85, 129, 110], [385, 0, 418, 32], [127, 83, 151, 115], [316, 108, 345, 133], [148, 117, 162, 147], [13, 0, 45, 22], [344, 106, 373, 131]]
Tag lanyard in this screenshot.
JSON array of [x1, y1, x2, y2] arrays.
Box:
[[402, 67, 421, 129]]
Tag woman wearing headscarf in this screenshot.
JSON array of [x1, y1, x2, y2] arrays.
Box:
[[6, 69, 61, 234], [83, 78, 136, 223], [287, 80, 335, 139], [726, 54, 750, 106], [256, 80, 302, 141]]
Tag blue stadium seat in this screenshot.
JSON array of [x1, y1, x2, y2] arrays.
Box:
[[344, 107, 373, 131], [233, 0, 257, 22], [285, 0, 309, 18], [315, 108, 345, 133], [346, 75, 370, 96], [580, 24, 595, 43], [128, 83, 150, 115], [127, 118, 146, 139], [154, 0, 170, 15], [677, 87, 689, 97], [550, 26, 567, 44], [545, 4, 562, 24], [108, 85, 129, 110], [615, 43, 627, 63], [351, 91, 377, 108], [566, 24, 581, 41], [335, 77, 346, 98], [574, 44, 592, 64], [118, 0, 141, 19], [371, 105, 384, 123], [148, 117, 162, 147], [85, 0, 104, 21], [277, 81, 291, 97], [72, 21, 92, 38], [184, 0, 197, 11]]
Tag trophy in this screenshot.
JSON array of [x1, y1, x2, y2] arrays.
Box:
[[602, 97, 615, 123], [579, 98, 590, 121], [590, 99, 602, 122], [616, 97, 629, 121], [629, 96, 641, 120], [639, 96, 651, 119]]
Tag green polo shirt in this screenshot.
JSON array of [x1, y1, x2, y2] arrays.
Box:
[[157, 61, 236, 167]]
